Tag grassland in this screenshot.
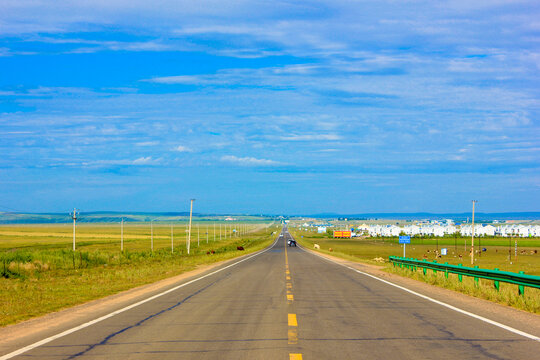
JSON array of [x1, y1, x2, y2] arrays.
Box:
[[289, 226, 540, 313], [0, 222, 278, 326]]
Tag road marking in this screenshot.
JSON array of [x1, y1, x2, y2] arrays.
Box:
[[288, 328, 298, 344], [0, 236, 281, 360], [288, 313, 298, 326], [285, 231, 302, 358], [299, 244, 540, 342]]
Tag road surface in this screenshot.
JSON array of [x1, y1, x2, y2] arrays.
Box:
[[2, 226, 539, 359]]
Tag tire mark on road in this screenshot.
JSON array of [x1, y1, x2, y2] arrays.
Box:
[[66, 275, 227, 359]]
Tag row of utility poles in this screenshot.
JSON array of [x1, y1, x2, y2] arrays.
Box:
[[70, 201, 251, 253]]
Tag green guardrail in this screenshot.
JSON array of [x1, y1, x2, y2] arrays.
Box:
[[389, 256, 540, 295]]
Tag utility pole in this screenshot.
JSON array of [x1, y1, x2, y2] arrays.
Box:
[[509, 236, 512, 261], [121, 218, 124, 251], [187, 199, 195, 255], [471, 200, 477, 265], [150, 220, 154, 252], [70, 208, 78, 251], [479, 228, 482, 257]]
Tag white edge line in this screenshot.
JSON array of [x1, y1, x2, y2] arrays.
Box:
[[0, 236, 280, 360], [295, 241, 540, 342]]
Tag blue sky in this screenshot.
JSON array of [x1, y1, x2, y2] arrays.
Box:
[[0, 1, 539, 214]]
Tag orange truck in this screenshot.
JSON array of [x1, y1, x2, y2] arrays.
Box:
[[333, 231, 352, 238]]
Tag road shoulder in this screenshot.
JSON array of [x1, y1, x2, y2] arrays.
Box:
[[301, 246, 540, 337]]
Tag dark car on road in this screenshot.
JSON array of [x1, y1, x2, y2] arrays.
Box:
[[287, 239, 296, 247]]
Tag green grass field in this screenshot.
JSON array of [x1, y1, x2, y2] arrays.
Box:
[[289, 228, 540, 274], [289, 227, 540, 313], [0, 222, 278, 326]]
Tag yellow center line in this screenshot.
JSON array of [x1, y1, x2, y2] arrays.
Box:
[[288, 313, 298, 326], [284, 236, 289, 265], [288, 328, 298, 345], [285, 231, 302, 359]]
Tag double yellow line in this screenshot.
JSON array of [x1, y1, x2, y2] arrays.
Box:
[[284, 233, 302, 360]]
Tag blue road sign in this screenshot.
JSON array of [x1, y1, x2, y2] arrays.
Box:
[[399, 236, 411, 244]]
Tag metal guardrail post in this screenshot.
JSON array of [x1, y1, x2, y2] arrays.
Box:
[[458, 264, 463, 282], [494, 268, 500, 291], [444, 263, 449, 279], [474, 265, 479, 287], [519, 271, 525, 295]]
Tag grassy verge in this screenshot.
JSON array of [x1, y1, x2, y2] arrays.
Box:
[[289, 227, 540, 313], [0, 223, 279, 326], [386, 263, 540, 313]]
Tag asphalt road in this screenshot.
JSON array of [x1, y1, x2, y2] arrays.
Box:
[[4, 227, 540, 359]]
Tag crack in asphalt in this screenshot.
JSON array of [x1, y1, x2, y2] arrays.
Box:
[[65, 274, 228, 359], [411, 312, 510, 360]]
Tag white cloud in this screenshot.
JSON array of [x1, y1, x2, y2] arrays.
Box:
[[132, 156, 153, 164], [221, 155, 281, 166], [279, 134, 341, 141], [173, 145, 193, 152], [136, 141, 159, 146], [81, 157, 160, 167], [146, 75, 210, 85]]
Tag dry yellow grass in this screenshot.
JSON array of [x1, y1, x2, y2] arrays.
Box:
[[0, 222, 278, 326]]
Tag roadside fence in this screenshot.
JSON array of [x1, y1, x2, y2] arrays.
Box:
[[389, 256, 540, 295]]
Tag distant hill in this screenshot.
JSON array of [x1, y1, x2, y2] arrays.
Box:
[[302, 212, 540, 221], [0, 211, 538, 224], [0, 212, 272, 224]]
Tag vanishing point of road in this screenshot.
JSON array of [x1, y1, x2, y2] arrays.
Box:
[[2, 227, 539, 359]]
